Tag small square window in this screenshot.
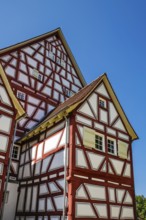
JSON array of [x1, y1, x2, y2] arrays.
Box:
[[95, 135, 103, 151], [17, 91, 26, 101], [108, 139, 115, 154], [32, 69, 43, 82], [99, 98, 106, 108], [12, 145, 20, 160], [38, 74, 43, 81]]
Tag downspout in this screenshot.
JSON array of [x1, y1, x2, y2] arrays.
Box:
[[0, 115, 24, 220], [62, 117, 69, 220]]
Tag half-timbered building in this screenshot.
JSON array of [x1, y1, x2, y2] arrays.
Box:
[[0, 28, 85, 139], [0, 28, 137, 220], [0, 64, 25, 219], [12, 73, 137, 220]]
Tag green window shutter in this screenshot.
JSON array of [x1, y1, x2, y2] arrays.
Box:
[[118, 140, 128, 159], [83, 127, 95, 148]]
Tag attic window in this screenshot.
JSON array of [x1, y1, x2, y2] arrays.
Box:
[[17, 91, 26, 101], [99, 98, 106, 108], [32, 69, 43, 82]]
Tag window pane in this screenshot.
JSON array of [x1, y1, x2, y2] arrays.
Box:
[[95, 135, 103, 150], [99, 99, 105, 107], [108, 139, 115, 154]]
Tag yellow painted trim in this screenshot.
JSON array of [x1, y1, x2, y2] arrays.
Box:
[[18, 102, 80, 143], [18, 73, 138, 143], [0, 64, 26, 120], [0, 29, 60, 54], [17, 76, 105, 142], [102, 75, 138, 141]]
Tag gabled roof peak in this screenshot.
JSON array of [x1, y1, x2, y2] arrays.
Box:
[[0, 28, 61, 53], [0, 64, 26, 120], [18, 73, 137, 143], [0, 28, 86, 86]]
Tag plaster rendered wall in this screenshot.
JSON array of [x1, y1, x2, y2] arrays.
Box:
[[3, 182, 18, 220]]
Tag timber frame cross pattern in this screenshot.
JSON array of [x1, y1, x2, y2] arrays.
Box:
[[0, 28, 138, 220]]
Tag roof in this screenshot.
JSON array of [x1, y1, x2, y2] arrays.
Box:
[[0, 28, 86, 87], [0, 64, 26, 120], [18, 73, 138, 142]]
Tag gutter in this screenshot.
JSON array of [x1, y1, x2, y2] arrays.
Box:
[[62, 117, 69, 220]]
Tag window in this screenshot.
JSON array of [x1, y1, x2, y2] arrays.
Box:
[[12, 145, 20, 160], [32, 69, 43, 82], [38, 74, 43, 81], [107, 139, 116, 155], [83, 127, 105, 151], [99, 98, 106, 108], [95, 135, 103, 151], [17, 91, 26, 101]]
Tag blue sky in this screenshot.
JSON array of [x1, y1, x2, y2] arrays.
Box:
[[0, 0, 146, 196]]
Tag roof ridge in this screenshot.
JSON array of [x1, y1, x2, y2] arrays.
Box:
[[46, 73, 104, 111], [0, 28, 61, 52], [17, 74, 104, 142], [28, 74, 104, 127]]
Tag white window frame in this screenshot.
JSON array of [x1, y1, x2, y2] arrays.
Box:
[[94, 132, 105, 152], [17, 90, 26, 101], [99, 97, 106, 108], [107, 137, 117, 155]]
